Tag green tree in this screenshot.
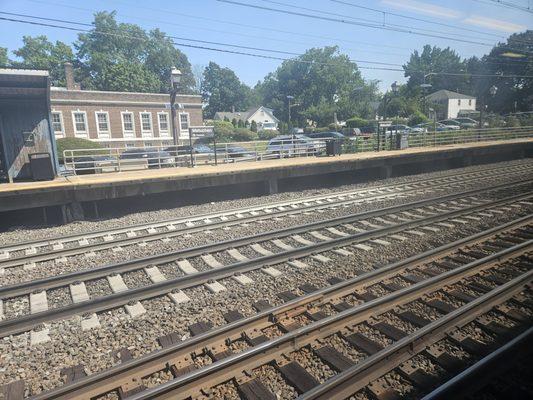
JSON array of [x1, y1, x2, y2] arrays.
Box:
[[250, 120, 258, 132], [13, 36, 74, 84], [255, 46, 378, 127], [75, 11, 194, 92], [403, 45, 468, 93], [201, 61, 254, 118], [0, 47, 9, 66], [231, 118, 238, 127], [97, 63, 160, 92]]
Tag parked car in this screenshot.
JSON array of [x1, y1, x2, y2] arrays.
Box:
[[438, 120, 461, 130], [409, 125, 427, 134], [385, 124, 411, 135], [215, 144, 256, 159], [71, 155, 113, 175], [120, 148, 175, 168], [453, 117, 478, 129], [266, 134, 324, 157]]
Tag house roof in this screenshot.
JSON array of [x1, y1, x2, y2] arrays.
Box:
[[214, 106, 278, 122], [426, 89, 476, 101]]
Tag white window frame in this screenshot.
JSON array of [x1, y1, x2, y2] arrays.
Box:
[[179, 112, 190, 131], [95, 110, 111, 138], [157, 112, 170, 137], [140, 111, 153, 138], [51, 110, 64, 138], [121, 111, 135, 138], [71, 110, 88, 137]]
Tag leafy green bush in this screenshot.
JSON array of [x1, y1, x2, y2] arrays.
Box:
[[408, 111, 428, 126], [345, 117, 369, 128], [213, 120, 235, 142], [258, 130, 278, 140], [56, 137, 104, 163], [232, 127, 259, 141]]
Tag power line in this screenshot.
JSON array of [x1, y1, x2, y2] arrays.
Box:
[[24, 0, 412, 57], [471, 0, 533, 13], [218, 0, 533, 55], [331, 0, 533, 45], [255, 0, 504, 44], [2, 14, 533, 79], [0, 11, 405, 67]]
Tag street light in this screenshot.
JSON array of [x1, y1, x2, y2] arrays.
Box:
[[479, 85, 498, 132], [169, 67, 182, 148], [378, 81, 400, 152]]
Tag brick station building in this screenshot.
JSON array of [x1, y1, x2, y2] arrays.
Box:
[[49, 63, 203, 148]]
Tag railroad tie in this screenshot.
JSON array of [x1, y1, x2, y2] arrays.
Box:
[[30, 327, 50, 346], [201, 254, 223, 269], [327, 276, 344, 285], [344, 332, 384, 355], [1, 380, 24, 400], [425, 343, 463, 373], [107, 275, 128, 293], [23, 263, 36, 271], [25, 247, 37, 255], [81, 313, 100, 331], [373, 322, 408, 341], [69, 282, 90, 303], [30, 291, 48, 314], [314, 346, 354, 372], [253, 299, 272, 312], [277, 290, 298, 302], [299, 284, 319, 294], [189, 321, 213, 336], [448, 330, 495, 357], [125, 301, 146, 318], [333, 248, 353, 256], [292, 235, 314, 246], [425, 299, 456, 314], [278, 361, 320, 394], [0, 299, 3, 320], [233, 274, 254, 285], [244, 329, 269, 346], [367, 378, 401, 400], [271, 239, 294, 250], [176, 259, 197, 275], [353, 243, 373, 251], [157, 332, 181, 348], [168, 290, 190, 305], [332, 301, 352, 312], [227, 248, 248, 262], [204, 281, 226, 293], [52, 242, 64, 250], [325, 227, 349, 237], [250, 243, 273, 256], [288, 259, 308, 269], [262, 267, 282, 277], [223, 309, 244, 323], [237, 379, 276, 400], [309, 231, 332, 241], [398, 359, 439, 392], [398, 311, 431, 328], [0, 251, 9, 260], [60, 364, 86, 384], [144, 266, 166, 283], [311, 254, 331, 263]]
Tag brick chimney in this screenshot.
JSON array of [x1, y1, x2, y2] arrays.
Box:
[[64, 62, 80, 90]]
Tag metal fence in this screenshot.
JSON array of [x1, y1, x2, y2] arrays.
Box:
[[62, 126, 533, 175]]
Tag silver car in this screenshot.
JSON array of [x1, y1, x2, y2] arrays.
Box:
[[266, 135, 324, 157]]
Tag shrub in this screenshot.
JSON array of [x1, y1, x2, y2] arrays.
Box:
[[250, 120, 258, 132], [232, 127, 259, 142], [56, 137, 104, 163], [408, 111, 428, 126], [213, 120, 235, 142], [345, 117, 369, 128], [258, 130, 278, 140]]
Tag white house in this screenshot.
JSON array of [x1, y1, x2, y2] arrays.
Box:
[[214, 106, 279, 130], [425, 90, 477, 120]]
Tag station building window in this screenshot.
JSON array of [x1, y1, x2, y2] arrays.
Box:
[[158, 112, 170, 137], [140, 112, 153, 138], [51, 111, 64, 137], [95, 111, 110, 138], [179, 113, 190, 131], [72, 110, 88, 137], [121, 112, 135, 138]]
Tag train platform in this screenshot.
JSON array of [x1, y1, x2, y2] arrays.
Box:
[[0, 138, 532, 223]]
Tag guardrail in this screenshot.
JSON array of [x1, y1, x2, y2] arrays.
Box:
[[62, 126, 533, 175]]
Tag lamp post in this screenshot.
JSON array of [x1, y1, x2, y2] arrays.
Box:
[[479, 85, 498, 137], [170, 68, 182, 148], [379, 81, 399, 151]]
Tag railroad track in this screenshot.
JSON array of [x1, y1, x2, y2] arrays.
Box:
[[0, 180, 531, 338], [24, 216, 533, 400], [1, 161, 531, 268]]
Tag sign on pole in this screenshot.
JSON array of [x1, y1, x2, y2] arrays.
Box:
[[189, 126, 215, 138]]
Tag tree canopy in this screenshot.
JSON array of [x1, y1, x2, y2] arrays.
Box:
[[201, 61, 254, 118], [75, 11, 194, 93], [0, 47, 9, 67], [12, 36, 74, 85], [255, 46, 379, 126]]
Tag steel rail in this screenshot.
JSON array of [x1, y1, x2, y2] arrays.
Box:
[[299, 271, 533, 400], [1, 190, 531, 337], [421, 327, 533, 400], [1, 180, 531, 300], [124, 241, 533, 400], [1, 162, 530, 256], [30, 222, 533, 400], [2, 168, 525, 268]]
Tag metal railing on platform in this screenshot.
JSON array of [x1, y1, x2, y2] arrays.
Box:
[[61, 126, 533, 175]]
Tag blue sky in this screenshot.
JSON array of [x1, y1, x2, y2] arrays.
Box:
[[0, 0, 531, 91]]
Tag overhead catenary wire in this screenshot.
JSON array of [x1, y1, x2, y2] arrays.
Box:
[[470, 0, 533, 13], [330, 0, 533, 45], [217, 0, 533, 55], [2, 14, 533, 79]]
